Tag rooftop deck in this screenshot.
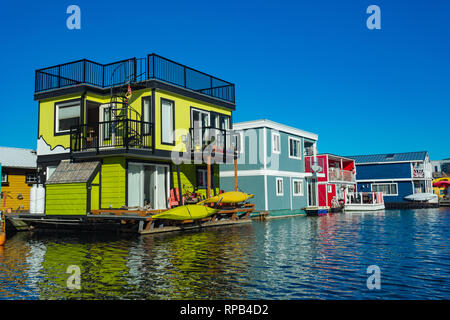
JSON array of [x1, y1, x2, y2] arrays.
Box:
[[35, 54, 235, 104]]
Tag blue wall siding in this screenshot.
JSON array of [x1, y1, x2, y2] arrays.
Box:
[[220, 175, 266, 211], [266, 128, 304, 172], [357, 181, 413, 202], [356, 163, 412, 180]]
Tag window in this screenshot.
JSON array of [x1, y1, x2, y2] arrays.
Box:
[[142, 97, 152, 135], [46, 166, 57, 180], [26, 173, 38, 184], [272, 132, 280, 154], [372, 183, 398, 196], [289, 137, 301, 159], [161, 99, 174, 145], [55, 100, 81, 133], [276, 177, 284, 196], [327, 185, 332, 193], [196, 167, 214, 189], [1, 172, 7, 183], [293, 179, 304, 196]]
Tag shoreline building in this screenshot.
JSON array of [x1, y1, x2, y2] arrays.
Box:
[[0, 147, 37, 213], [219, 119, 318, 217], [34, 54, 238, 216], [347, 151, 434, 208]]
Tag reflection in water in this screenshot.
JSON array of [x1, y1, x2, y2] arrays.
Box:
[[0, 209, 449, 299]]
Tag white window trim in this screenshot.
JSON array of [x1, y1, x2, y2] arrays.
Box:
[[55, 100, 81, 134], [272, 132, 281, 154], [1, 172, 7, 183], [371, 183, 398, 196], [288, 136, 302, 160], [276, 177, 284, 196], [292, 179, 303, 196], [26, 173, 38, 184]]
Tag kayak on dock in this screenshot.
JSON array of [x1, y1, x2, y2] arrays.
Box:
[[198, 191, 254, 205], [151, 205, 219, 221]]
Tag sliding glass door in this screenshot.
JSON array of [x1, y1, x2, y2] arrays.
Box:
[[127, 163, 169, 209]]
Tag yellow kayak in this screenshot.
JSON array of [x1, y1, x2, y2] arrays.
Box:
[[152, 205, 219, 220], [198, 191, 254, 205]]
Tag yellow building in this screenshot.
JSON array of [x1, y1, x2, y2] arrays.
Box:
[[0, 147, 37, 212], [35, 54, 238, 216]]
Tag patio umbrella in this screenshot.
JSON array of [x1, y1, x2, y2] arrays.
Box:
[[433, 180, 450, 188]]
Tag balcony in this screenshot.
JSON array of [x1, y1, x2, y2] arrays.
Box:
[[188, 127, 240, 161], [328, 167, 356, 183], [70, 119, 152, 154], [35, 54, 235, 104]]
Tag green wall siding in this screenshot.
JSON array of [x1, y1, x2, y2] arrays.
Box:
[[101, 157, 126, 208], [46, 183, 87, 215], [172, 164, 220, 199]]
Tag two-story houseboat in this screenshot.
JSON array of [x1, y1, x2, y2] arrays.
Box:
[[219, 119, 318, 218], [34, 54, 239, 219], [347, 151, 437, 209]]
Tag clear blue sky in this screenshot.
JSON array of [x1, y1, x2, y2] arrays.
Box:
[[0, 0, 448, 159]]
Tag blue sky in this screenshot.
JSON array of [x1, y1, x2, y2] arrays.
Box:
[[0, 0, 448, 159]]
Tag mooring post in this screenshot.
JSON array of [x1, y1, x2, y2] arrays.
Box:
[[234, 156, 238, 191], [207, 156, 211, 199]]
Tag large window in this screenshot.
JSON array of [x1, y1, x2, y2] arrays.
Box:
[[55, 100, 81, 133], [161, 98, 174, 145], [272, 132, 281, 154], [276, 177, 284, 196], [289, 137, 301, 159], [293, 179, 304, 196], [372, 183, 398, 196]]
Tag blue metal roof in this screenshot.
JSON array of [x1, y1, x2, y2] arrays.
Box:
[[346, 151, 428, 164]]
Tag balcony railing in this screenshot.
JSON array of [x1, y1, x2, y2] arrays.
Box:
[[329, 168, 356, 182], [70, 119, 152, 153], [188, 126, 240, 159], [35, 54, 235, 103], [305, 157, 325, 174]]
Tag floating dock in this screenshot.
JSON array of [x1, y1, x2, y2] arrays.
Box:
[[8, 203, 255, 235]]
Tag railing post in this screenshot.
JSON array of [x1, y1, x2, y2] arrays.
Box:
[[58, 65, 61, 88], [83, 59, 86, 83], [125, 119, 129, 151]]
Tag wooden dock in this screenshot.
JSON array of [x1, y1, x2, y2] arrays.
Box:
[[8, 203, 255, 235]]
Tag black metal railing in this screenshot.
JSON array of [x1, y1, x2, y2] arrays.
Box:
[[70, 119, 152, 153], [35, 54, 235, 103], [189, 126, 240, 158]]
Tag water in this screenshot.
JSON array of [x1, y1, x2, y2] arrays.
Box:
[[0, 208, 449, 300]]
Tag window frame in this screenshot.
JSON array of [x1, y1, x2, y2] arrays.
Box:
[[54, 99, 82, 136], [1, 172, 8, 183], [371, 183, 398, 196], [288, 136, 302, 159], [293, 179, 304, 196], [26, 173, 38, 184], [160, 98, 175, 145], [196, 167, 214, 189], [272, 132, 281, 154], [276, 177, 284, 196], [141, 96, 152, 136]]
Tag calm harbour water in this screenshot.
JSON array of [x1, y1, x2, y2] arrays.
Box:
[[0, 208, 449, 300]]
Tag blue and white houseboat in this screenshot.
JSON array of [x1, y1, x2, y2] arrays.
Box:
[[219, 119, 319, 218], [347, 151, 437, 209]]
